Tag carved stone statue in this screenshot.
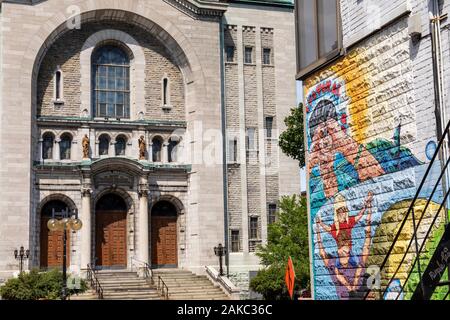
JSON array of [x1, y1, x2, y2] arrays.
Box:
[[82, 134, 90, 159], [138, 135, 147, 160]]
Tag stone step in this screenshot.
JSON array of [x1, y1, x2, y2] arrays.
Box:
[[153, 269, 193, 274], [96, 275, 141, 280], [103, 288, 157, 293], [158, 281, 213, 287], [168, 288, 224, 295], [101, 283, 152, 288], [96, 271, 138, 276], [153, 272, 202, 277], [103, 291, 160, 297], [99, 279, 147, 284], [169, 293, 229, 300], [158, 277, 210, 283], [162, 283, 220, 289]]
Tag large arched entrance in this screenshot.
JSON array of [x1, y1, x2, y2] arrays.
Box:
[[95, 193, 128, 268], [151, 201, 178, 268], [40, 200, 71, 269]]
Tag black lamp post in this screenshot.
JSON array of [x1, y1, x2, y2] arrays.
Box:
[[214, 243, 227, 276], [47, 208, 82, 300], [14, 246, 30, 273]]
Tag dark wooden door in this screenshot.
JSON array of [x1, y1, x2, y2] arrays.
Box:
[[40, 216, 70, 268], [95, 211, 127, 268], [151, 216, 177, 267]]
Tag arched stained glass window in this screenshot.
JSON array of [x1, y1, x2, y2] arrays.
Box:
[[92, 45, 130, 119]]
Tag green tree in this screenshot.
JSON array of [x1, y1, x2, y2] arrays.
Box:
[[250, 195, 310, 300], [279, 103, 305, 167]]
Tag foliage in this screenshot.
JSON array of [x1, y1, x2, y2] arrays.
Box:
[[250, 195, 310, 300], [279, 103, 305, 167], [0, 269, 87, 300]]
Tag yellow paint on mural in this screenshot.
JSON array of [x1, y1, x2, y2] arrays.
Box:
[[304, 48, 371, 145], [367, 199, 445, 296]]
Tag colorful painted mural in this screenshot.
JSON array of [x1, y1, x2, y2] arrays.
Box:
[[305, 58, 446, 300]]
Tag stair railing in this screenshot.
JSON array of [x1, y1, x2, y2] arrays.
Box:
[[86, 264, 104, 299], [158, 276, 169, 300], [130, 257, 154, 285], [364, 119, 450, 300]]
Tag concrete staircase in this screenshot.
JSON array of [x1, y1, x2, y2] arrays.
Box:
[[153, 269, 229, 300], [80, 270, 161, 300]]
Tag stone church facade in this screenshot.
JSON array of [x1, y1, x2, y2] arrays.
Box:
[[0, 0, 299, 286]]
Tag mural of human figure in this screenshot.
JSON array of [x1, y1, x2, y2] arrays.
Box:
[[317, 191, 373, 252], [309, 100, 385, 199], [315, 192, 373, 299]]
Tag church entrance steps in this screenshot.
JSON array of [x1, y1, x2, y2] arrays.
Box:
[[152, 269, 230, 300], [91, 269, 162, 300]]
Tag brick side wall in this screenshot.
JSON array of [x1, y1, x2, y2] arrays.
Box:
[[304, 13, 446, 300]]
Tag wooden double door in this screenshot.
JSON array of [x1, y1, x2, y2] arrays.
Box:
[[151, 216, 178, 268], [95, 210, 127, 268], [40, 216, 70, 269]]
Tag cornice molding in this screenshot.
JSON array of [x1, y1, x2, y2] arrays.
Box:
[[2, 0, 228, 19], [164, 0, 228, 20]]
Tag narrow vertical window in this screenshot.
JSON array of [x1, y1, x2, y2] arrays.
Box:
[[268, 204, 277, 224], [55, 71, 62, 101], [152, 137, 162, 162], [263, 48, 271, 65], [246, 128, 256, 151], [249, 217, 259, 239], [42, 133, 54, 160], [245, 46, 253, 64], [228, 138, 238, 162], [265, 117, 273, 138], [163, 78, 169, 106], [226, 46, 235, 62], [60, 133, 72, 160], [231, 230, 240, 252]]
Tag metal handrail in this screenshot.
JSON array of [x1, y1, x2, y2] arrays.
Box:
[[158, 276, 169, 300], [364, 119, 450, 300], [130, 257, 154, 284], [87, 264, 103, 299]]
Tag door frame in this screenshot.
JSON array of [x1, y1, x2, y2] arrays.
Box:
[[95, 210, 128, 269], [93, 190, 133, 270], [37, 196, 77, 271], [150, 200, 180, 269], [40, 215, 71, 269], [151, 215, 178, 268]]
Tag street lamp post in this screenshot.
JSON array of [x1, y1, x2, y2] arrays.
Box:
[[14, 246, 30, 273], [47, 208, 82, 300], [214, 243, 227, 276]]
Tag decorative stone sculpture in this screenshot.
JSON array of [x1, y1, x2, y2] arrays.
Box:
[[139, 136, 147, 160], [82, 134, 90, 159]]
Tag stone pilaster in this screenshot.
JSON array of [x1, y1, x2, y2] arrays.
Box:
[[80, 186, 92, 270], [138, 177, 149, 263]]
